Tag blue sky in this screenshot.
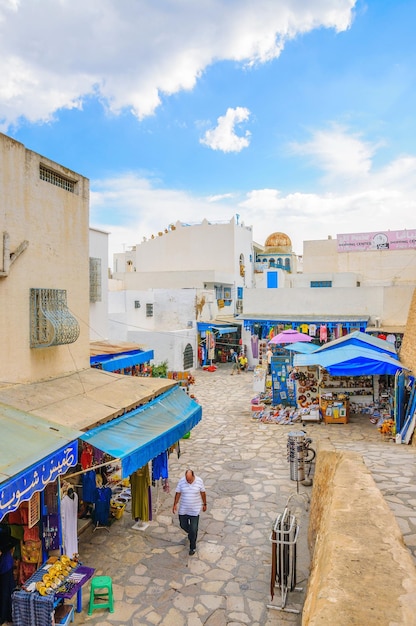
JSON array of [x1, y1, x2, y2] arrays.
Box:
[[1, 0, 416, 260]]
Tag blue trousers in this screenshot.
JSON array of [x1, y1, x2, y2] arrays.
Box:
[[179, 514, 199, 550]]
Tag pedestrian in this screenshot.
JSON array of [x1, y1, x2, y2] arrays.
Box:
[[230, 349, 240, 375], [0, 529, 18, 626], [172, 469, 207, 555], [238, 353, 248, 371]]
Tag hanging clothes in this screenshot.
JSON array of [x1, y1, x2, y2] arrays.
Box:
[[93, 486, 112, 526], [152, 451, 168, 480], [319, 325, 328, 342], [61, 489, 79, 558], [308, 324, 317, 337], [130, 464, 151, 522], [82, 469, 97, 504], [251, 334, 259, 358]]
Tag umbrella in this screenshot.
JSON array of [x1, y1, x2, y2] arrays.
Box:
[[268, 329, 313, 344]]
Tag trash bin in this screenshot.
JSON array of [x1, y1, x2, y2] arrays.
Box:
[[287, 431, 305, 482]]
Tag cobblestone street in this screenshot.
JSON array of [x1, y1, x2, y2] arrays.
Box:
[[74, 365, 416, 625]]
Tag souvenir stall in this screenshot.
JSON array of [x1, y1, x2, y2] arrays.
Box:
[[0, 405, 84, 625], [293, 336, 408, 429]]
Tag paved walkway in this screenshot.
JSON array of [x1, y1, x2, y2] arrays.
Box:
[[73, 365, 416, 625]]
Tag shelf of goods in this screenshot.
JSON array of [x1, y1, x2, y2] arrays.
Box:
[[320, 393, 349, 424]]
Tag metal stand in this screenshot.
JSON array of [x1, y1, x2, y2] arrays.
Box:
[[268, 508, 302, 614]]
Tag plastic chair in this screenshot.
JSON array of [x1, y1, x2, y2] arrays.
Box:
[[88, 575, 114, 615]]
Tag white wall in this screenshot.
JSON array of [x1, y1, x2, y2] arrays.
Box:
[[89, 228, 109, 341], [127, 328, 197, 371]]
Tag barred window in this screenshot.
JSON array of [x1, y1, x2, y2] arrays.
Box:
[[183, 343, 193, 369], [89, 257, 102, 302], [40, 165, 76, 193], [30, 288, 80, 347], [146, 303, 154, 317]]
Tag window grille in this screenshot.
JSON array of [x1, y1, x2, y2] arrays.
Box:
[[39, 165, 76, 193], [30, 288, 80, 347], [183, 343, 193, 369], [134, 300, 141, 309], [146, 303, 154, 317], [89, 257, 102, 302], [310, 281, 332, 288]]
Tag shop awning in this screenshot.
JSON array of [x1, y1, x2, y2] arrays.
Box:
[[285, 342, 319, 354], [294, 346, 408, 376], [197, 322, 238, 335], [79, 386, 202, 477], [0, 403, 81, 520], [90, 349, 154, 372], [313, 331, 397, 356]]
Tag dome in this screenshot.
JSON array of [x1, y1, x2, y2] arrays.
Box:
[[264, 232, 292, 251]]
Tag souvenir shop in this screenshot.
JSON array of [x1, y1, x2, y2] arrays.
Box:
[[1, 385, 202, 625], [240, 315, 370, 368], [197, 322, 240, 366], [250, 331, 407, 429], [90, 341, 154, 376]]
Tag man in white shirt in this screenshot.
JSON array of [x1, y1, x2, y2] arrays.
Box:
[[172, 469, 207, 555]]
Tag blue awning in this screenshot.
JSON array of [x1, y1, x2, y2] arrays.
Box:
[[90, 349, 154, 372], [80, 386, 202, 477], [294, 346, 408, 376], [0, 403, 81, 520], [285, 342, 319, 354], [197, 323, 238, 335]]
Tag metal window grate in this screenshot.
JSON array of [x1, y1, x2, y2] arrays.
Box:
[[30, 288, 80, 347], [146, 303, 153, 317], [89, 257, 102, 302], [39, 165, 76, 193], [183, 343, 193, 369]]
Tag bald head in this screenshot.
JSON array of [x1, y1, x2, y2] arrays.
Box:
[[185, 469, 195, 483]]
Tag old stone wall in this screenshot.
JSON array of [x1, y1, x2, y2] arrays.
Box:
[[302, 440, 416, 625]]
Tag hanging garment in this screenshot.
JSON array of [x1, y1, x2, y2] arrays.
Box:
[[251, 334, 259, 358], [319, 325, 328, 342], [93, 486, 112, 526], [80, 444, 93, 470], [82, 469, 97, 503], [152, 451, 169, 480], [386, 334, 396, 346], [299, 323, 309, 334], [61, 490, 79, 558], [130, 464, 151, 521], [308, 324, 317, 336]]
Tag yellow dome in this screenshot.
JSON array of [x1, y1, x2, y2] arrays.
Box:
[[264, 232, 292, 251]]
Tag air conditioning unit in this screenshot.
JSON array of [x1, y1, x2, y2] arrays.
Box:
[[236, 299, 243, 313]]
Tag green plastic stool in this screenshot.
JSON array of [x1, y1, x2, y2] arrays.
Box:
[[88, 576, 114, 615]]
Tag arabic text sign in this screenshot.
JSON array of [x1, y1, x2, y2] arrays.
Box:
[[337, 229, 416, 253], [0, 442, 78, 517]]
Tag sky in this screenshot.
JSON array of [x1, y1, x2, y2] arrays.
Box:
[[1, 0, 416, 260]]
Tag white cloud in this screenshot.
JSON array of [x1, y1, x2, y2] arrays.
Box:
[[289, 125, 378, 182], [200, 107, 251, 153], [0, 0, 357, 128]]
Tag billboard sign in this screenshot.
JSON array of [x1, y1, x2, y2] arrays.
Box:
[[337, 229, 416, 253]]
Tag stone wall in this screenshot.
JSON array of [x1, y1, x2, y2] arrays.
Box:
[[302, 440, 416, 625], [400, 287, 416, 374]]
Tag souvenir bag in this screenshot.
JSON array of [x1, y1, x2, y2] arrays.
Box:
[[20, 539, 42, 564]]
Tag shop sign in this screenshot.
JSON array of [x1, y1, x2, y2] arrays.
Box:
[[337, 229, 416, 252]]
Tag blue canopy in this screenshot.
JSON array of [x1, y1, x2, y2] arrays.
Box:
[[313, 331, 397, 356], [294, 345, 408, 376], [80, 386, 202, 477], [90, 349, 154, 372], [0, 403, 81, 520], [285, 342, 319, 354]]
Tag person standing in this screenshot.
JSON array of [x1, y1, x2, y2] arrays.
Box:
[[0, 530, 18, 626], [230, 349, 240, 375], [172, 469, 206, 555]]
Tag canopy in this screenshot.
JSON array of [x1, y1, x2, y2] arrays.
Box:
[[198, 322, 238, 335], [90, 349, 154, 372], [313, 331, 397, 356], [80, 386, 202, 477], [0, 403, 81, 520], [294, 345, 408, 376], [269, 329, 312, 344], [285, 342, 319, 354]]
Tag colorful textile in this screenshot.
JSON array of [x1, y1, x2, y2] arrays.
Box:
[[152, 451, 169, 480], [130, 465, 151, 521], [12, 589, 54, 626]]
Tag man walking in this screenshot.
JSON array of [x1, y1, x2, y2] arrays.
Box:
[[172, 469, 207, 555]]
